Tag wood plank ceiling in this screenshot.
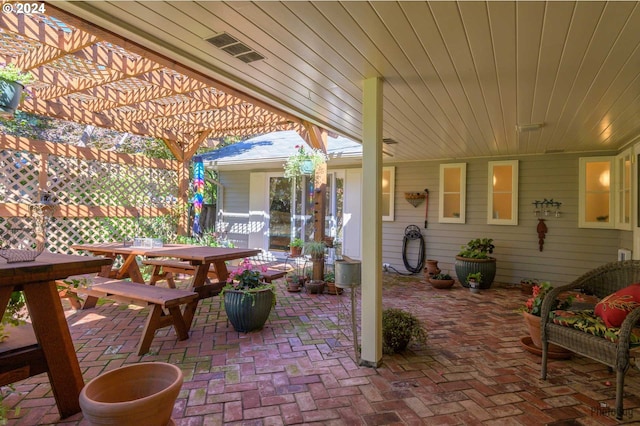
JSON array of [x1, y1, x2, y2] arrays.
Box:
[[51, 1, 640, 162], [0, 3, 309, 161]]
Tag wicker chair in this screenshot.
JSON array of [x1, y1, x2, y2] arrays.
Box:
[[540, 260, 640, 420]]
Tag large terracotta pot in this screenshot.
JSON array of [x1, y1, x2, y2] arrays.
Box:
[[454, 256, 496, 289], [522, 311, 572, 355], [224, 288, 274, 332], [424, 259, 441, 279], [79, 362, 183, 426]]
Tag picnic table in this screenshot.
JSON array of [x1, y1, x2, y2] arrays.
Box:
[[68, 243, 261, 353], [0, 252, 112, 418]]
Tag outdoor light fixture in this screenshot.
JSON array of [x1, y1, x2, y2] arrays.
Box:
[[516, 123, 545, 132]]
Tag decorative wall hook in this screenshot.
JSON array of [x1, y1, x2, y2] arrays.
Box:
[[532, 198, 562, 218]]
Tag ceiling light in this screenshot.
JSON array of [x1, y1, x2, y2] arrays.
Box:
[[516, 123, 545, 132]]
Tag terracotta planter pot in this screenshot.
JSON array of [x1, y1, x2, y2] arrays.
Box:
[[425, 259, 441, 278], [79, 362, 183, 426], [522, 311, 572, 355], [290, 246, 302, 257], [429, 278, 455, 289], [325, 281, 343, 295]]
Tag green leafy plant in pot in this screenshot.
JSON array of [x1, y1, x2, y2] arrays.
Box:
[[466, 272, 482, 293], [283, 145, 328, 178], [429, 272, 455, 289], [289, 237, 303, 257], [455, 238, 496, 289], [382, 308, 427, 354]]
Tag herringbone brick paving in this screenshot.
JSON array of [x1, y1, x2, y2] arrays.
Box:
[[4, 274, 640, 425]]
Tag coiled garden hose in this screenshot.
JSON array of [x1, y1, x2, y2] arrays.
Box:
[[400, 225, 425, 274]]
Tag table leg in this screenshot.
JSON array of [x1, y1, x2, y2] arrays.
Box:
[[119, 254, 144, 283], [182, 264, 210, 330], [0, 286, 12, 319], [212, 260, 230, 282], [23, 281, 84, 418]]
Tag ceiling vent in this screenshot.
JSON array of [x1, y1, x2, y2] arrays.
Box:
[[206, 33, 265, 63]]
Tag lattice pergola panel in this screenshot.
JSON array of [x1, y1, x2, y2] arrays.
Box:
[[0, 215, 178, 255], [0, 150, 40, 203], [0, 216, 39, 250], [0, 5, 306, 154], [45, 154, 178, 207]]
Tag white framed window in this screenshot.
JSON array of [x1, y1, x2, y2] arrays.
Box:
[[615, 149, 632, 230], [488, 160, 518, 225], [579, 157, 613, 228], [382, 166, 395, 221], [439, 163, 466, 223]]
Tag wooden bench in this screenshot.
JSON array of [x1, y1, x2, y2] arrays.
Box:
[[142, 258, 287, 286], [57, 276, 198, 356]]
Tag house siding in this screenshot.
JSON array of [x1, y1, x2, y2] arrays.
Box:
[[217, 170, 250, 248], [385, 152, 628, 286], [217, 152, 630, 286]]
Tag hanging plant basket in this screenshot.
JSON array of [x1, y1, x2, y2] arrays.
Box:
[[283, 145, 328, 178], [0, 79, 23, 118], [300, 159, 315, 175]]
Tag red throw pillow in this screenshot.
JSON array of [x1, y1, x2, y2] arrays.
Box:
[[594, 283, 640, 328]]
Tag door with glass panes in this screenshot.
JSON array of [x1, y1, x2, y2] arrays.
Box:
[[267, 172, 343, 253]]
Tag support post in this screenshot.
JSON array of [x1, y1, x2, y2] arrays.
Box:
[[360, 77, 383, 367], [313, 162, 327, 280]]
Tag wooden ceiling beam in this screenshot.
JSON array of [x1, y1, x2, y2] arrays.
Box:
[[121, 90, 242, 123], [15, 44, 67, 71], [184, 130, 212, 162], [302, 121, 328, 153], [208, 122, 297, 139], [148, 117, 206, 134], [33, 65, 125, 100], [21, 98, 196, 144], [160, 138, 184, 162], [0, 14, 70, 51], [73, 43, 161, 76], [137, 69, 208, 94]]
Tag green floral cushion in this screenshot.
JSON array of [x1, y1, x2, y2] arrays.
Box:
[[550, 309, 640, 346]]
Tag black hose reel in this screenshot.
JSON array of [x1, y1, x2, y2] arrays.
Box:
[[402, 225, 425, 274]]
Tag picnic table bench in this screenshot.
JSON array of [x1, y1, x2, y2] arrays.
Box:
[[58, 276, 198, 356], [142, 258, 288, 287]]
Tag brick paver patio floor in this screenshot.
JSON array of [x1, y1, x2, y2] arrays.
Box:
[[4, 273, 640, 425]]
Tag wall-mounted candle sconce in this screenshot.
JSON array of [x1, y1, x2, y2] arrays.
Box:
[[532, 198, 562, 218]]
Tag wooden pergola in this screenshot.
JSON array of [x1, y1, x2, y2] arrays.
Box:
[[0, 3, 329, 237]]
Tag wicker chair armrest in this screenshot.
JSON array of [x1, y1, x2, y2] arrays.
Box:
[[616, 306, 640, 364], [540, 283, 577, 324]]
